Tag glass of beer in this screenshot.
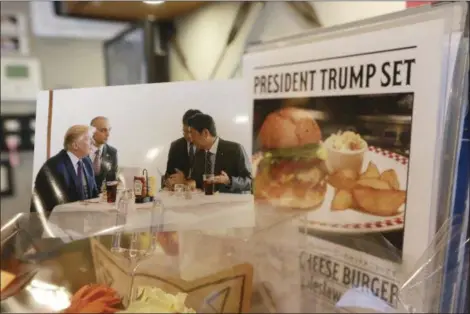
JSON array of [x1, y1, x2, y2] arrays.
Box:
[[106, 181, 118, 203], [203, 174, 215, 196]]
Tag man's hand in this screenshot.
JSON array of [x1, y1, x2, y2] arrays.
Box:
[[214, 171, 230, 185], [168, 169, 186, 186]]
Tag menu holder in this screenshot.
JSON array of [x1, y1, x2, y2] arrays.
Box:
[[133, 263, 254, 313], [90, 238, 133, 305], [90, 237, 254, 313], [251, 282, 277, 313]]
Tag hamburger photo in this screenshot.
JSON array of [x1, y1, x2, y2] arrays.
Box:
[[254, 107, 328, 209]]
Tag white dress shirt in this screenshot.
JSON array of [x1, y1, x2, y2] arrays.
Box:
[[66, 151, 81, 175], [187, 141, 195, 155], [208, 137, 219, 155]]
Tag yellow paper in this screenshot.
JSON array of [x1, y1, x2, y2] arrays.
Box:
[[119, 287, 196, 313]]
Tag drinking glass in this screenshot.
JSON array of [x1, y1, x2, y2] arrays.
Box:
[[106, 181, 118, 203], [174, 184, 185, 199], [203, 174, 215, 195]]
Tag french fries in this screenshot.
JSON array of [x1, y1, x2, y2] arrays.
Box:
[[331, 189, 356, 211], [379, 169, 400, 190], [353, 188, 406, 217], [328, 168, 358, 190], [360, 162, 380, 179], [356, 178, 391, 190], [328, 161, 406, 216]]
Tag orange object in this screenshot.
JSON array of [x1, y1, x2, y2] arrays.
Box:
[[62, 284, 121, 313], [406, 1, 432, 8], [0, 271, 16, 292]]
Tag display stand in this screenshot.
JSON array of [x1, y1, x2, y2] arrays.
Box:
[[244, 2, 468, 313]]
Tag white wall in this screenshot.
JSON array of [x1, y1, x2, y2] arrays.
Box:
[[312, 1, 406, 28], [249, 2, 317, 43], [169, 1, 406, 81], [34, 37, 105, 90], [252, 1, 406, 43], [169, 2, 264, 81]]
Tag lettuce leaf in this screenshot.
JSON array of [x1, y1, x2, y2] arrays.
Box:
[[263, 143, 326, 160]]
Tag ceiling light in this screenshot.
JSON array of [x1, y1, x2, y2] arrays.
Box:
[[144, 1, 164, 4], [146, 147, 162, 160], [233, 115, 249, 124]]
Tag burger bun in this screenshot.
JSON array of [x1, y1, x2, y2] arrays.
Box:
[[258, 107, 322, 150]]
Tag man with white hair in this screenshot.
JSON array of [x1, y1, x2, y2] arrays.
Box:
[[31, 125, 99, 215]]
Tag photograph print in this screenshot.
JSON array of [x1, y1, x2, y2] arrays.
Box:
[[31, 80, 253, 216], [252, 93, 413, 261]]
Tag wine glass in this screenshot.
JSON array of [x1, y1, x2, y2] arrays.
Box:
[[109, 197, 165, 304]]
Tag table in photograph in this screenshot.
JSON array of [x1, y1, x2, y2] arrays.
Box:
[[46, 191, 255, 239]]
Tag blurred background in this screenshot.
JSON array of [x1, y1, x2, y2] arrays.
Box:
[[0, 1, 418, 221]]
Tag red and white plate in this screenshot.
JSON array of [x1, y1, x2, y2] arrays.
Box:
[[305, 146, 408, 234]]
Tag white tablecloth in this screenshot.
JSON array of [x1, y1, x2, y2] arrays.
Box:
[[46, 192, 255, 238]]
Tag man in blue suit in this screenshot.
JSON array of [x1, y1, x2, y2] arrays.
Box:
[[31, 125, 98, 215]]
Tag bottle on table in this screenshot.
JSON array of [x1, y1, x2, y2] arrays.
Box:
[[134, 176, 147, 203]]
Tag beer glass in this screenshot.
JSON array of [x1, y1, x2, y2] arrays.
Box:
[[106, 181, 118, 203], [203, 174, 215, 196]]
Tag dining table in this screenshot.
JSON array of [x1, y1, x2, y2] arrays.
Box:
[[45, 191, 256, 240]]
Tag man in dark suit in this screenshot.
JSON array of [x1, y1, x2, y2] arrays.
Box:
[[165, 109, 202, 180], [90, 116, 118, 190], [169, 113, 252, 194], [31, 125, 99, 215]]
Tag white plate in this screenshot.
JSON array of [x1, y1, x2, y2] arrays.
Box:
[[305, 146, 408, 234]]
